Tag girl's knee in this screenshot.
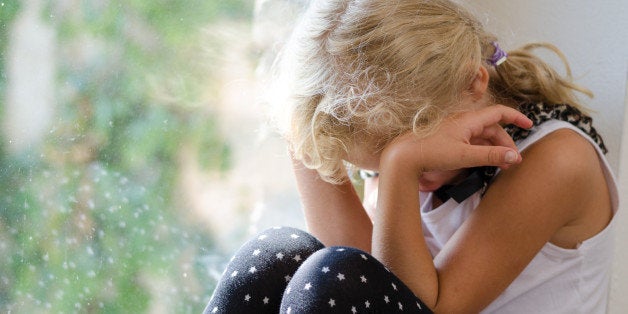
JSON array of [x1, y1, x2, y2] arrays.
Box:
[[282, 247, 431, 313], [233, 226, 324, 259], [204, 227, 325, 314], [287, 246, 388, 293]]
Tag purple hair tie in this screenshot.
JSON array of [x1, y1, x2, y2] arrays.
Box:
[[489, 42, 508, 66]]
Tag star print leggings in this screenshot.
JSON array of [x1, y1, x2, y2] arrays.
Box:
[[203, 227, 432, 313]]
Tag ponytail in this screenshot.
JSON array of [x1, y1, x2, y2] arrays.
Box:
[[488, 43, 593, 112]]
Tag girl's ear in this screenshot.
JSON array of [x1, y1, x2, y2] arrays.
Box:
[[470, 65, 490, 100]]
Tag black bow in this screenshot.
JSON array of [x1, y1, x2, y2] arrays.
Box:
[[434, 168, 487, 203]]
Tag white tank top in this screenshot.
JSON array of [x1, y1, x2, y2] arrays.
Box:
[[419, 120, 619, 314]]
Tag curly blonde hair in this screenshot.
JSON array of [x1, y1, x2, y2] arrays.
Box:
[[271, 0, 592, 184]]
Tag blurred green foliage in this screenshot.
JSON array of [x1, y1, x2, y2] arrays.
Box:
[[0, 0, 253, 312]]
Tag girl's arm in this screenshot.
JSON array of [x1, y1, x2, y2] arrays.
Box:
[[363, 175, 379, 218], [292, 156, 372, 252], [373, 107, 610, 313], [372, 106, 609, 313]]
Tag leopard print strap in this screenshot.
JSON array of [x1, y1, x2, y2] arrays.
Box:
[[505, 103, 608, 154]]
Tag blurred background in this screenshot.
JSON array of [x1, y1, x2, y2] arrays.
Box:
[[1, 0, 626, 313], [0, 0, 307, 312]]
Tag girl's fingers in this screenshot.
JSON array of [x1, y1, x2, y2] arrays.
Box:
[[478, 124, 518, 151], [459, 144, 521, 169], [466, 105, 533, 133]]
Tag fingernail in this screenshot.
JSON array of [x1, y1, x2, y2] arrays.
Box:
[[505, 150, 517, 164]]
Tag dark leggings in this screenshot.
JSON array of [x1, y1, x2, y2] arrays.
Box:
[[204, 227, 432, 313]]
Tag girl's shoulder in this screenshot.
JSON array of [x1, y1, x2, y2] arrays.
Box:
[[497, 120, 616, 248]]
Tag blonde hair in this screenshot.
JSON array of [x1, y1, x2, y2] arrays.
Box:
[[272, 0, 592, 184]]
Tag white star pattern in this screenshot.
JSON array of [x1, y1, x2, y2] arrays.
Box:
[[211, 228, 434, 312]]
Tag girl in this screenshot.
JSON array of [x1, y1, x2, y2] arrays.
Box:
[[204, 0, 618, 313]]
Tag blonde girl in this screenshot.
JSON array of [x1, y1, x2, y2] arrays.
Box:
[[204, 0, 618, 313]]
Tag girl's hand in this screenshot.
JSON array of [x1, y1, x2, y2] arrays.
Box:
[[373, 105, 533, 310], [379, 105, 533, 177], [373, 104, 604, 312]]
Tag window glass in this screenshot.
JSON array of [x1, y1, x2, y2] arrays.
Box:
[[0, 1, 305, 312]]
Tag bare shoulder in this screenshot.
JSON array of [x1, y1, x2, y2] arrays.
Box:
[[486, 128, 599, 218], [527, 128, 600, 167], [498, 128, 605, 196], [514, 128, 603, 180], [494, 127, 612, 248]]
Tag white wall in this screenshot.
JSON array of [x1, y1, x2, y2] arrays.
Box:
[[460, 1, 628, 312], [614, 77, 628, 313], [462, 0, 627, 172]]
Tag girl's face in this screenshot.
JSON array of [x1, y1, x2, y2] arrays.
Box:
[[417, 169, 469, 192], [345, 68, 494, 190]]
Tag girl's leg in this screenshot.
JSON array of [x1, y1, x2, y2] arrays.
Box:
[[280, 246, 433, 313], [203, 227, 324, 314]]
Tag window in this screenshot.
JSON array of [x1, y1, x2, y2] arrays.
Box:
[[0, 1, 304, 312]]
